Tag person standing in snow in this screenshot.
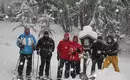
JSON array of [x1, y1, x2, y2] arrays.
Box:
[[36, 31, 55, 79], [57, 33, 72, 80], [90, 36, 106, 75], [70, 36, 83, 78], [16, 27, 36, 80], [102, 35, 120, 72]]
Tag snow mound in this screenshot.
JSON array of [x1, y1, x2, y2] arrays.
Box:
[[79, 25, 97, 39], [95, 68, 128, 80], [83, 25, 93, 31]]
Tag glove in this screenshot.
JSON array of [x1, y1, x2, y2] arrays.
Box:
[[49, 49, 53, 53], [32, 44, 36, 51], [72, 51, 76, 56], [19, 43, 24, 49], [57, 53, 60, 61], [76, 48, 81, 53], [48, 52, 52, 58], [97, 50, 101, 54], [57, 56, 59, 61], [37, 50, 40, 55]]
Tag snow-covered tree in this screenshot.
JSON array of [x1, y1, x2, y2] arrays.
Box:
[[12, 0, 37, 32], [37, 12, 55, 37], [75, 0, 128, 39]]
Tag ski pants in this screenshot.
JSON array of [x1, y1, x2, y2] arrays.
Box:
[[70, 61, 80, 78], [102, 55, 120, 72], [18, 54, 32, 76], [57, 59, 71, 79], [91, 56, 103, 74], [39, 55, 51, 76]]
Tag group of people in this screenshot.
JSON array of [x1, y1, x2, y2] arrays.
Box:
[[16, 27, 82, 80], [57, 33, 83, 80], [16, 27, 120, 80], [90, 36, 120, 75], [57, 33, 120, 80], [16, 27, 55, 80]]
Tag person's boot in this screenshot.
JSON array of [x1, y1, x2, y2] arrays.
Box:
[[37, 75, 44, 80], [44, 75, 49, 79], [57, 78, 61, 80], [26, 75, 31, 80], [17, 75, 23, 80], [79, 72, 88, 80], [57, 70, 62, 80], [71, 69, 76, 79]]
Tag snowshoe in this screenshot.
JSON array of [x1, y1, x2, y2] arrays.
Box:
[[89, 76, 95, 80], [43, 75, 52, 80], [43, 78, 52, 80], [79, 72, 88, 80], [57, 78, 61, 80], [88, 72, 96, 80], [26, 75, 32, 80], [36, 76, 44, 80], [17, 75, 24, 80]]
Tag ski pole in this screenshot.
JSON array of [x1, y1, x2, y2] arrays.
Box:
[[86, 56, 91, 67], [32, 53, 35, 79], [56, 59, 61, 80], [49, 59, 52, 80], [12, 55, 20, 80], [36, 54, 40, 79]]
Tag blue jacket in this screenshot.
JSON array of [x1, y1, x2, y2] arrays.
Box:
[[17, 33, 37, 54]]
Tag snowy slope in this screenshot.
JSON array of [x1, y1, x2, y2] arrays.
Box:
[[95, 68, 128, 80], [0, 21, 130, 80]]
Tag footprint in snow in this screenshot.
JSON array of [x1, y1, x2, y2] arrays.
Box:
[[5, 42, 11, 46]]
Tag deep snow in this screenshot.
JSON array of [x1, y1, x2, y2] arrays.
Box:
[[0, 21, 129, 80], [95, 69, 128, 80]]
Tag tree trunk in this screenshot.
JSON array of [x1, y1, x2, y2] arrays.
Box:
[[80, 12, 84, 30], [1, 0, 5, 13]]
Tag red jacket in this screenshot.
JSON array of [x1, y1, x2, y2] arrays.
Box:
[[57, 40, 72, 61], [70, 42, 83, 61]]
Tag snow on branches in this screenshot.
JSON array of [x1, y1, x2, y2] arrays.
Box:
[[37, 12, 55, 38], [11, 0, 57, 39], [12, 0, 37, 32], [87, 0, 124, 38]]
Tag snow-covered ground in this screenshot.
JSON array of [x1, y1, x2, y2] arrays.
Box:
[[0, 21, 129, 80]]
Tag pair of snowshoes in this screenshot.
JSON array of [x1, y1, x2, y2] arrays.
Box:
[[79, 72, 88, 80], [17, 75, 32, 80], [26, 75, 32, 80], [79, 72, 96, 80], [36, 76, 52, 80]]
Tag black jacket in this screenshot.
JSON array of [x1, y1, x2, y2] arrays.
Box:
[[105, 42, 119, 56], [36, 37, 55, 58], [90, 41, 105, 59]]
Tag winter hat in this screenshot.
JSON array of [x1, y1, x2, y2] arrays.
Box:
[[73, 35, 78, 42], [44, 31, 49, 35], [24, 27, 30, 34], [24, 27, 30, 31], [64, 33, 70, 38], [106, 35, 114, 43], [63, 33, 70, 40], [97, 36, 103, 40]]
